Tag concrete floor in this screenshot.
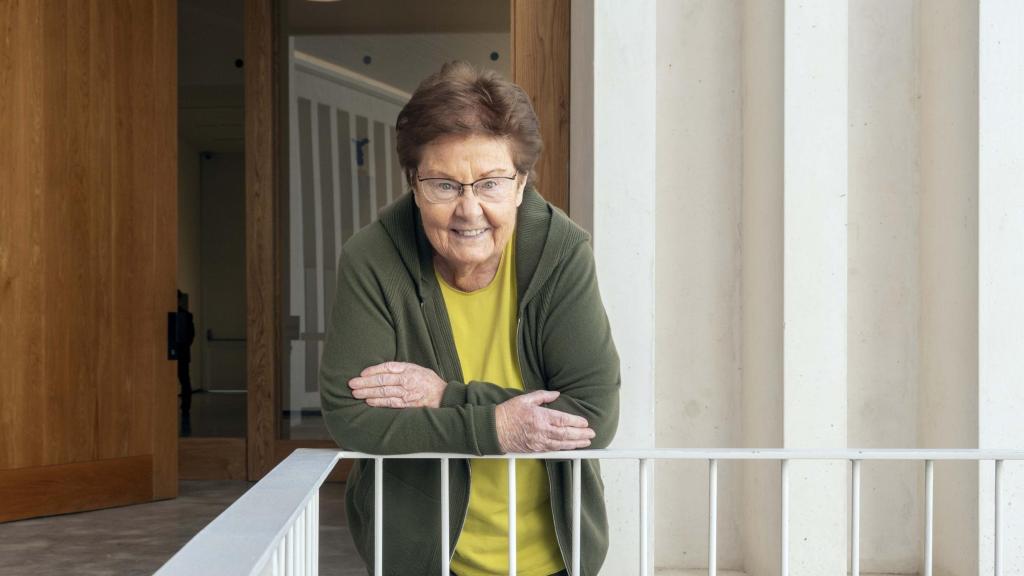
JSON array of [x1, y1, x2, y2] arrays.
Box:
[[0, 480, 366, 576]]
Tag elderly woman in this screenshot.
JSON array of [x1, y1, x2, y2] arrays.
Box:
[[320, 61, 620, 576]]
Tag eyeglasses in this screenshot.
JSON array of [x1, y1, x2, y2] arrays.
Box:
[[415, 173, 520, 204]]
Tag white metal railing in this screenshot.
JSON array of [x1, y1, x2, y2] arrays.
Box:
[[156, 448, 1024, 576]]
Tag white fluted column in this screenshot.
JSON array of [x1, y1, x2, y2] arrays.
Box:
[[979, 2, 1024, 574], [783, 1, 848, 574], [571, 0, 657, 573]]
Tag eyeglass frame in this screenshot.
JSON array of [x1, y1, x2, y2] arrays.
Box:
[[413, 171, 522, 204]]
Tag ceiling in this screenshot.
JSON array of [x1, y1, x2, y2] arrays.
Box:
[[287, 0, 509, 35]]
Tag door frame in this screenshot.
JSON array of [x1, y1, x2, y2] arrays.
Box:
[[244, 0, 571, 482]]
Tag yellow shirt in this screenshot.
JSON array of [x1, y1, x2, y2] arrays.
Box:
[[437, 237, 565, 576]]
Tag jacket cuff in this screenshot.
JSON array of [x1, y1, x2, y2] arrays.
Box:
[[473, 404, 503, 455], [440, 381, 468, 407]]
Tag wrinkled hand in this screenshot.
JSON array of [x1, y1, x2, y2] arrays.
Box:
[[495, 390, 595, 453], [348, 362, 447, 408]]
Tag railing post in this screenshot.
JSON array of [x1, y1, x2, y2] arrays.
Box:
[[851, 459, 861, 576], [572, 458, 582, 576], [781, 459, 788, 576], [995, 459, 1003, 576], [441, 457, 450, 576], [640, 458, 651, 576], [924, 459, 933, 576], [375, 457, 383, 576], [313, 491, 320, 576], [708, 458, 717, 576], [508, 457, 517, 576]]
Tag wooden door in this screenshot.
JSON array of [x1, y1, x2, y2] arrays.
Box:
[[512, 0, 571, 213], [0, 0, 178, 522]]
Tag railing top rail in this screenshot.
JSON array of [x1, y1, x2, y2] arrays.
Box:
[[154, 447, 1024, 575], [339, 448, 1024, 461], [155, 449, 341, 576]]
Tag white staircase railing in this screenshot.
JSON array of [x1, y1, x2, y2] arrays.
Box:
[[155, 448, 1024, 576]]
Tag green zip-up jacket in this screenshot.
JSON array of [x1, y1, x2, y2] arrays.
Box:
[[319, 186, 621, 576]]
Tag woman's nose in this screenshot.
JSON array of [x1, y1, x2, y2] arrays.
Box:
[[454, 187, 484, 217]]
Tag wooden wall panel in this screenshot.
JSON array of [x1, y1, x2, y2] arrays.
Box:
[[0, 0, 177, 517], [511, 0, 571, 214], [0, 456, 153, 523], [246, 0, 281, 480], [152, 0, 179, 500], [179, 438, 247, 481]]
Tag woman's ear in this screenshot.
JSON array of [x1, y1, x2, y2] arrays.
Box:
[[515, 174, 527, 207]]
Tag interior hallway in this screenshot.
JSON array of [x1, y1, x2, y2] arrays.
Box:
[[0, 480, 362, 576]]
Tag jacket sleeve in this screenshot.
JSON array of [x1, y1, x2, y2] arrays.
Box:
[[319, 244, 504, 456], [439, 239, 621, 449]]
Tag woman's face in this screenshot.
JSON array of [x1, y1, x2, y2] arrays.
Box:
[[413, 133, 525, 275]]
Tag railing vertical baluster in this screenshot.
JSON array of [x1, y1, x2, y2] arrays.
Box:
[[640, 458, 650, 576], [304, 502, 311, 576], [287, 523, 295, 575], [572, 458, 582, 576], [852, 460, 861, 576], [508, 457, 517, 576], [297, 509, 305, 576], [278, 533, 286, 574], [272, 549, 280, 576], [313, 491, 320, 576], [375, 457, 384, 576], [441, 457, 450, 576], [996, 459, 1004, 576], [781, 459, 789, 576], [924, 459, 933, 576], [304, 508, 311, 575], [709, 458, 717, 576]]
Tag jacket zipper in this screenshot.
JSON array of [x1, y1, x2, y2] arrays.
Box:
[[516, 314, 573, 574]]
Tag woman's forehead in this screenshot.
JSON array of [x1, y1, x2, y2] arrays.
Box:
[[418, 134, 513, 174]]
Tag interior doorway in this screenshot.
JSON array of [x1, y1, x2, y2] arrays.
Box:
[[176, 0, 569, 482], [177, 0, 248, 479]]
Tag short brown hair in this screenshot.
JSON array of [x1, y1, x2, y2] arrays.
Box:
[[395, 61, 543, 190]]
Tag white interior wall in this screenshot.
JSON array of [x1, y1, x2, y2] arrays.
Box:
[[918, 2, 979, 575], [655, 0, 744, 571], [848, 1, 921, 572], [740, 1, 784, 575], [978, 2, 1024, 573]]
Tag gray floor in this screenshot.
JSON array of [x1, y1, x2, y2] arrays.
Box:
[[0, 480, 366, 576]]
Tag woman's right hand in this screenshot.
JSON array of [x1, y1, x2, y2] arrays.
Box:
[[495, 390, 595, 453]]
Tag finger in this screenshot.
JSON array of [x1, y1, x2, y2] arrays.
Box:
[[360, 361, 408, 378], [548, 439, 592, 451], [352, 384, 402, 400], [544, 408, 589, 429], [348, 373, 399, 390], [522, 390, 559, 406], [546, 426, 595, 442], [366, 396, 406, 408]]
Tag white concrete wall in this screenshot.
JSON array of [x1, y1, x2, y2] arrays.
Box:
[[572, 1, 658, 574], [655, 1, 744, 572], [848, 1, 922, 572], [978, 2, 1024, 573], [919, 2, 979, 575], [569, 0, 1019, 573], [740, 0, 784, 574]]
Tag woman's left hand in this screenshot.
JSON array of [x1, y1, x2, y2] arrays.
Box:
[[348, 362, 447, 408]]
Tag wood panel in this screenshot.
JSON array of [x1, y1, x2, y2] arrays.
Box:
[[511, 0, 571, 214], [0, 456, 153, 523], [0, 0, 177, 518], [179, 438, 247, 481], [246, 0, 281, 481]]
